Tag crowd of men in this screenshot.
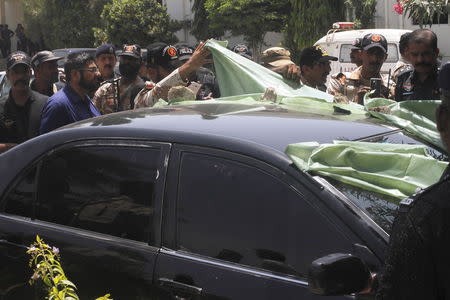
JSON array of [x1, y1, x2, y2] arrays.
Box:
[[0, 28, 445, 151], [0, 26, 449, 299]]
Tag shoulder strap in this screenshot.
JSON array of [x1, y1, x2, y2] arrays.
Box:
[[28, 92, 47, 138]]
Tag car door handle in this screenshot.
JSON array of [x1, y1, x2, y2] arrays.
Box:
[[158, 277, 202, 295]]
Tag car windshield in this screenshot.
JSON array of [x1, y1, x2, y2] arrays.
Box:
[[322, 130, 447, 233]]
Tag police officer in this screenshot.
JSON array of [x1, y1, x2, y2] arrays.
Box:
[[0, 51, 48, 145], [392, 32, 412, 84], [349, 38, 363, 67], [395, 29, 440, 102], [134, 41, 211, 109], [95, 44, 117, 82], [328, 33, 390, 104], [92, 44, 144, 114], [374, 63, 450, 299], [298, 46, 337, 91], [232, 44, 253, 60], [176, 43, 220, 100]]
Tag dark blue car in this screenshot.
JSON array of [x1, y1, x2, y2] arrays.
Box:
[[0, 103, 444, 299]]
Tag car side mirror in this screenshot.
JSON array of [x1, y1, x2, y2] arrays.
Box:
[[308, 253, 371, 296]]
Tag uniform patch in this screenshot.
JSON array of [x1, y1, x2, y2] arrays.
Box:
[[124, 45, 136, 52], [167, 47, 177, 57], [371, 35, 381, 42]]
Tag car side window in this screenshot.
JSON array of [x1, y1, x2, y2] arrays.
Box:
[[2, 167, 37, 217], [36, 146, 161, 243], [176, 152, 353, 278]]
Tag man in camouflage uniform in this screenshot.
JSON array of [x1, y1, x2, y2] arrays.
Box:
[[328, 33, 390, 104], [92, 44, 144, 114], [95, 44, 117, 82], [134, 41, 211, 109]]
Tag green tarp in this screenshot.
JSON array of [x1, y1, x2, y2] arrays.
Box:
[[206, 39, 334, 101], [151, 40, 448, 199], [285, 141, 448, 199], [364, 96, 444, 150]]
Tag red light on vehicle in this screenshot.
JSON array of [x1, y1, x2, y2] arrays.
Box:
[[332, 22, 355, 29]]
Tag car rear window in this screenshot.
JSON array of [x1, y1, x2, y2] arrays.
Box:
[[339, 43, 399, 63]]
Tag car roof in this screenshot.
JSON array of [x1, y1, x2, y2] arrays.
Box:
[[314, 28, 412, 45], [59, 103, 396, 153]]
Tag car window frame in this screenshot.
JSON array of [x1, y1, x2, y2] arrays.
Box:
[[0, 139, 170, 247], [162, 144, 367, 280]]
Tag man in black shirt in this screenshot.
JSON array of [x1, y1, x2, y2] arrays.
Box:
[[30, 51, 63, 97], [0, 51, 48, 147], [375, 62, 450, 299], [395, 29, 440, 102]]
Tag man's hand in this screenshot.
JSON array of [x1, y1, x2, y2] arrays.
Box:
[[272, 64, 300, 81], [152, 85, 171, 100], [355, 86, 371, 104], [179, 41, 212, 82]]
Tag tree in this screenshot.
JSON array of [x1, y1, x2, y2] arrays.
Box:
[[393, 0, 449, 28], [284, 0, 347, 63], [23, 0, 108, 49], [204, 0, 290, 55], [345, 0, 377, 28], [93, 0, 181, 47], [190, 0, 225, 41]]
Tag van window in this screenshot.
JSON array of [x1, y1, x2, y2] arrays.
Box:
[[339, 43, 399, 63]]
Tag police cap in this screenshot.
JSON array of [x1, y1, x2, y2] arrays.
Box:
[[96, 44, 116, 58], [7, 51, 31, 71], [146, 42, 179, 70]]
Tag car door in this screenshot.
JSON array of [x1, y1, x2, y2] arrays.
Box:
[[0, 140, 169, 300], [153, 145, 365, 300]]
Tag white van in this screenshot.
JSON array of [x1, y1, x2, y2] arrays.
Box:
[[314, 26, 411, 77]]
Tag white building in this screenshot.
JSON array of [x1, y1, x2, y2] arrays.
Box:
[[374, 0, 450, 61], [0, 0, 24, 52], [163, 0, 283, 52]]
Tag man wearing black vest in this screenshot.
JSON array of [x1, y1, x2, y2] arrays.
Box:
[[0, 51, 48, 152]]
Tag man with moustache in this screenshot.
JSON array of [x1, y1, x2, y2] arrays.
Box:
[[0, 51, 48, 151], [95, 44, 117, 82], [30, 51, 63, 97], [39, 51, 100, 134], [395, 29, 440, 102], [92, 44, 144, 114], [329, 33, 390, 104], [298, 46, 337, 91]]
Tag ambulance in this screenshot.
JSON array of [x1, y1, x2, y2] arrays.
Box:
[[314, 22, 411, 77]]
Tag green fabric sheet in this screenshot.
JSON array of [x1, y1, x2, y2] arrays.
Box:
[[364, 96, 443, 150], [285, 140, 448, 199], [205, 39, 334, 101]]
